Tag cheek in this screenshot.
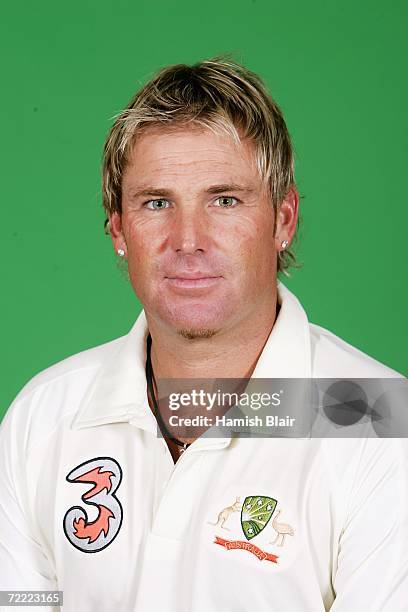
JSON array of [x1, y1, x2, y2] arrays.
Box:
[[125, 223, 157, 270], [228, 215, 275, 265], [124, 238, 154, 301]]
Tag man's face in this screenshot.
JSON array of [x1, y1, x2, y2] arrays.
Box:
[[112, 126, 293, 338]]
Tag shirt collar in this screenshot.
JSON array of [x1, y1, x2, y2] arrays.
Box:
[[71, 309, 153, 431], [251, 281, 312, 379], [71, 281, 311, 431]]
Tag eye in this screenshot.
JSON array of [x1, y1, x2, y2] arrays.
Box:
[[145, 199, 171, 210], [214, 196, 238, 208]]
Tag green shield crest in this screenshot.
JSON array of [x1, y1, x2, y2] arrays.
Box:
[[241, 495, 277, 540]]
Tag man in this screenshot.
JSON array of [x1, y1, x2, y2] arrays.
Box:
[[0, 57, 407, 611]]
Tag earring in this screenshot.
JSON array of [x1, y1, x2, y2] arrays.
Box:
[[117, 248, 125, 257], [281, 240, 289, 250]]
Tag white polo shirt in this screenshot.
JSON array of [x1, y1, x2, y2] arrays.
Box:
[[1, 282, 407, 611]]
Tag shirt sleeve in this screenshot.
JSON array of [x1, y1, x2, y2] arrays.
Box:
[[330, 438, 408, 611], [0, 398, 59, 599]]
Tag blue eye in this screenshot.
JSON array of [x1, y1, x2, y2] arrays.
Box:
[[145, 199, 170, 210], [215, 196, 238, 207]]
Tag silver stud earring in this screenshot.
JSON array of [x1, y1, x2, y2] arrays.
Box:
[[281, 240, 289, 250], [117, 248, 125, 257]]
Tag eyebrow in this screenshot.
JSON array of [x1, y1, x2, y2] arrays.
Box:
[[126, 183, 257, 199], [206, 183, 256, 195]]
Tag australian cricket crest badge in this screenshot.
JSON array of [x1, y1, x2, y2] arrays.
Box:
[[207, 493, 295, 565]]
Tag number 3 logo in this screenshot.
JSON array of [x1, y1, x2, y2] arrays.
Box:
[[63, 457, 123, 553]]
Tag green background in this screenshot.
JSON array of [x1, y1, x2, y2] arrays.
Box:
[[1, 0, 407, 419]]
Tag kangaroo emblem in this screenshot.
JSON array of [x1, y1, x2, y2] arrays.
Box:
[[208, 497, 241, 530]]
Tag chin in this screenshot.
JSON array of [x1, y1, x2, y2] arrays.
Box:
[[157, 300, 230, 338]]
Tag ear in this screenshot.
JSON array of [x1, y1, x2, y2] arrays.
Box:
[[109, 212, 127, 257], [274, 186, 299, 252]]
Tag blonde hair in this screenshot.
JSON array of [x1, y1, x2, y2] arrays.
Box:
[[102, 56, 299, 274]]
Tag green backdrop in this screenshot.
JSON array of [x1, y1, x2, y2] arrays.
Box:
[[1, 0, 407, 419]]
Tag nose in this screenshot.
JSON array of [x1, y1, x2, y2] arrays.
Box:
[[170, 207, 208, 254]]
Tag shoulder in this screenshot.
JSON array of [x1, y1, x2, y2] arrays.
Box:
[[309, 322, 404, 378], [0, 335, 127, 449], [16, 335, 126, 401]]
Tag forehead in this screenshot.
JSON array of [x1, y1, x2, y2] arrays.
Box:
[[122, 126, 262, 190]]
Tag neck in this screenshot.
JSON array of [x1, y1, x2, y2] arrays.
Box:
[[145, 293, 280, 380]]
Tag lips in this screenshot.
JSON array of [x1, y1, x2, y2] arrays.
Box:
[[165, 272, 220, 280], [164, 274, 222, 290]]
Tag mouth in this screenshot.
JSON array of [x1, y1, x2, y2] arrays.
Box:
[[164, 275, 222, 289]]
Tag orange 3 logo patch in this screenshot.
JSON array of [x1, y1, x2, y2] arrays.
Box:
[[63, 457, 123, 553]]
